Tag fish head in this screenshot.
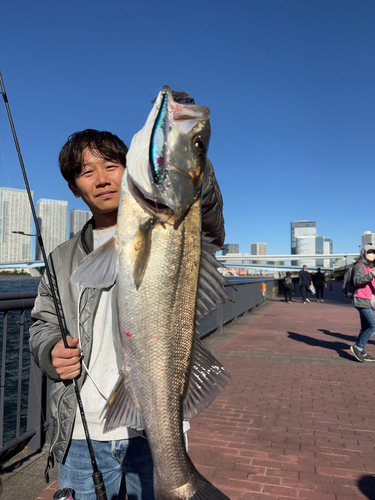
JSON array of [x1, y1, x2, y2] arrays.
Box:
[[126, 85, 211, 221]]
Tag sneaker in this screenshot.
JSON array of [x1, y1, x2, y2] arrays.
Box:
[[306, 298, 310, 303], [317, 300, 320, 303], [351, 345, 366, 363], [363, 353, 375, 362], [320, 299, 324, 303], [303, 301, 306, 304]]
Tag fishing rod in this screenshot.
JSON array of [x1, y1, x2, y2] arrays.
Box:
[[0, 71, 107, 500]]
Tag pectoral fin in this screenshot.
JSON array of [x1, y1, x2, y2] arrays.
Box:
[[133, 219, 153, 288], [70, 236, 118, 288]]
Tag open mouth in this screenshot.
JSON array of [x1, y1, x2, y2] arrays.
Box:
[[128, 176, 173, 217]]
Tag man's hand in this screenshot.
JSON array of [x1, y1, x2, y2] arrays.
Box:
[[51, 336, 82, 380]]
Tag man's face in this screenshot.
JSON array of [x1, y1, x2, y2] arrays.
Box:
[[69, 147, 125, 224]]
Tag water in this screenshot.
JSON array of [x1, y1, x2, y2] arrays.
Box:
[[0, 276, 40, 444]]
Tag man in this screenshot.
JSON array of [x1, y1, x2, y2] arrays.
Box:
[[299, 265, 313, 304], [29, 123, 225, 498], [313, 267, 326, 302]]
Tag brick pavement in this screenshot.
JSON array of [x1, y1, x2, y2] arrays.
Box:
[[189, 289, 375, 499], [29, 283, 375, 499]]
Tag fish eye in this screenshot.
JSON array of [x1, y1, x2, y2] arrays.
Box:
[[194, 138, 206, 155]]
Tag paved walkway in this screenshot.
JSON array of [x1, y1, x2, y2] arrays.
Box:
[[2, 282, 375, 499]]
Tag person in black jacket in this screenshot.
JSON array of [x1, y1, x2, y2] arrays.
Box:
[[299, 265, 313, 304], [283, 272, 294, 303], [313, 267, 326, 302]]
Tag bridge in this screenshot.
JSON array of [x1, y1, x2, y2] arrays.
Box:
[[0, 253, 359, 274], [217, 253, 358, 273]]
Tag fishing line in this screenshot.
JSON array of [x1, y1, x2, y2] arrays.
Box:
[[0, 70, 108, 500]]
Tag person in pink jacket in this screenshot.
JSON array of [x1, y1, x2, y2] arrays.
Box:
[[350, 244, 375, 362]]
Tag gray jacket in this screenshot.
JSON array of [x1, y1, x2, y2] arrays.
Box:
[[29, 160, 225, 462], [352, 245, 375, 309]]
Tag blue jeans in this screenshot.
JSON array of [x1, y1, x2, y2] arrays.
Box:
[[355, 307, 375, 354], [58, 438, 155, 500]]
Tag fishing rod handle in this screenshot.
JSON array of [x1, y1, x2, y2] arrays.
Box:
[[53, 488, 75, 500], [93, 471, 108, 500]]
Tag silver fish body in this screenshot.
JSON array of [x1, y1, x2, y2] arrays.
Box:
[[72, 86, 230, 499]]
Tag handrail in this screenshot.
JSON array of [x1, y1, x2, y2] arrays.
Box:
[[0, 291, 50, 464]]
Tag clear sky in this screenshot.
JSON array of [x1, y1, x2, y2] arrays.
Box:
[[0, 0, 374, 256]]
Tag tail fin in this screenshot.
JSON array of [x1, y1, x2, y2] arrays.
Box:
[[189, 471, 231, 499]]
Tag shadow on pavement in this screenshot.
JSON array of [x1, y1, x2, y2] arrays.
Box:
[[318, 328, 375, 347], [287, 331, 354, 360], [358, 474, 375, 499]]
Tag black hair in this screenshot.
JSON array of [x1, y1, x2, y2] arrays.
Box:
[[59, 129, 128, 184]]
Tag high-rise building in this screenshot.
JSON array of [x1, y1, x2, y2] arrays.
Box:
[[362, 231, 375, 248], [251, 242, 267, 264], [69, 209, 92, 239], [0, 187, 33, 262], [291, 221, 333, 267], [295, 236, 316, 267], [36, 199, 68, 259], [291, 221, 317, 265], [251, 243, 267, 255], [222, 243, 239, 255]]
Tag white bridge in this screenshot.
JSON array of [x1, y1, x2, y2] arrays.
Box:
[[217, 253, 358, 273]]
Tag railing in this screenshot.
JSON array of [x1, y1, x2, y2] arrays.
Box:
[[198, 278, 278, 337], [0, 292, 51, 465], [0, 278, 279, 464]]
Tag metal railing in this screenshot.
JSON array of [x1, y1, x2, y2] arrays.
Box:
[[198, 278, 279, 337], [0, 292, 51, 465], [0, 278, 279, 464]]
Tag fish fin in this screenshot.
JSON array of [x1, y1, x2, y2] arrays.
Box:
[[102, 370, 144, 432], [133, 219, 153, 288], [196, 233, 231, 319], [191, 471, 231, 499], [177, 469, 231, 500], [183, 338, 230, 421], [70, 236, 118, 288]]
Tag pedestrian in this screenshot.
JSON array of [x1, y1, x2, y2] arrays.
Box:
[[313, 267, 326, 302], [29, 117, 225, 496], [350, 244, 375, 363], [299, 265, 313, 304], [283, 271, 294, 303]]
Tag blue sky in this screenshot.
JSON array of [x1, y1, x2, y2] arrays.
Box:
[[0, 0, 374, 256]]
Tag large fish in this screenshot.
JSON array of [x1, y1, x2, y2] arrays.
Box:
[[72, 86, 231, 499]]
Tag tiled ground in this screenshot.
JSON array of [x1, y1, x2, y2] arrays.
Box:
[[4, 282, 375, 500]]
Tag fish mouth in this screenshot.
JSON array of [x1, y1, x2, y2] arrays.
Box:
[[128, 176, 174, 219]]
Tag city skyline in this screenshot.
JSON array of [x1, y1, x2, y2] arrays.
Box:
[[0, 185, 373, 264]]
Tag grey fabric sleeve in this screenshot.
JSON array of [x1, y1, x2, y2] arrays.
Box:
[[29, 269, 63, 381], [353, 263, 374, 286]]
